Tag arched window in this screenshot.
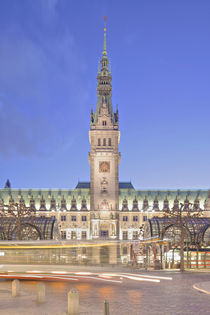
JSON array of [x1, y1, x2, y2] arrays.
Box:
[[103, 138, 106, 146], [108, 138, 111, 146], [98, 138, 101, 146]]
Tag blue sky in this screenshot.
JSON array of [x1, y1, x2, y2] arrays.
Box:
[[0, 0, 209, 189]]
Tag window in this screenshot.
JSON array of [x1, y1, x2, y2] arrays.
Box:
[[82, 216, 87, 222], [71, 216, 76, 222], [82, 247, 86, 254], [123, 231, 128, 240], [71, 231, 76, 239], [61, 215, 66, 222], [133, 216, 138, 222], [98, 138, 101, 146], [102, 120, 107, 126], [61, 231, 66, 239], [82, 231, 87, 240], [103, 138, 106, 146], [123, 216, 128, 222], [123, 247, 128, 255], [108, 138, 111, 146], [143, 216, 147, 222], [133, 231, 139, 240]]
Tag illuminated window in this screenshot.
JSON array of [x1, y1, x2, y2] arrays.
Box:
[[82, 231, 87, 240], [103, 138, 106, 146], [61, 231, 66, 239], [123, 231, 128, 240], [71, 216, 76, 221], [82, 216, 87, 222], [98, 138, 101, 146], [123, 216, 128, 222], [108, 138, 111, 146], [133, 216, 138, 222], [71, 231, 76, 239], [61, 215, 66, 222]]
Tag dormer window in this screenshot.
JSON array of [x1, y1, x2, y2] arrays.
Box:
[[102, 121, 107, 126]]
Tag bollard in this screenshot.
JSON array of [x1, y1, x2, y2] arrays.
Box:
[[12, 279, 20, 297], [104, 300, 109, 315], [37, 282, 45, 303], [68, 289, 79, 314]]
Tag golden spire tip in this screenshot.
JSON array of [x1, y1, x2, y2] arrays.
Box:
[[104, 15, 107, 32]]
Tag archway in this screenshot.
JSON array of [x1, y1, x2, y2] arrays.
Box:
[[11, 223, 42, 240]]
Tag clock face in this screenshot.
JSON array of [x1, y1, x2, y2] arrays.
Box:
[[99, 161, 110, 173]]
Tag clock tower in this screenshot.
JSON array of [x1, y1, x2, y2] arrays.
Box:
[[88, 23, 120, 239]]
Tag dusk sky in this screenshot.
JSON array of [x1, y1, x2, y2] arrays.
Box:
[[0, 0, 209, 190]]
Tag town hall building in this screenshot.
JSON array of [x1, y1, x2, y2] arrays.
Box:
[[0, 25, 210, 241]]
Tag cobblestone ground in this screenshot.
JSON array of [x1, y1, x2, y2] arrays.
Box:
[[0, 271, 210, 314]]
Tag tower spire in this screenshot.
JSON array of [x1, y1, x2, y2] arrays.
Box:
[[93, 17, 118, 126], [103, 16, 107, 56]]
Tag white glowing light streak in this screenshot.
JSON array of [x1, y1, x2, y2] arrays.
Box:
[[0, 274, 43, 279], [75, 276, 122, 283], [0, 274, 78, 281], [122, 273, 172, 281], [51, 271, 68, 274], [122, 275, 160, 283], [46, 276, 78, 281], [98, 275, 112, 279], [74, 272, 93, 275], [101, 273, 119, 277]]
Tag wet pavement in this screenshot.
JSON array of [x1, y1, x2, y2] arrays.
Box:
[[0, 270, 210, 314]]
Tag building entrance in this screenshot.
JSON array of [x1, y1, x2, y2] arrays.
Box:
[[100, 230, 109, 239], [100, 246, 109, 264]]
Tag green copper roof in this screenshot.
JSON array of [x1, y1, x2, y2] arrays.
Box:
[[75, 182, 134, 189], [0, 188, 209, 211]]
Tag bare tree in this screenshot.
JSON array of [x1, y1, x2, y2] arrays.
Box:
[[164, 202, 202, 272], [0, 202, 36, 240]]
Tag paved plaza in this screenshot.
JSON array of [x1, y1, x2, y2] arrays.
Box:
[[0, 267, 210, 314]]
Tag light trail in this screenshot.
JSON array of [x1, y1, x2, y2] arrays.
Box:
[[0, 270, 173, 284], [101, 273, 119, 277], [98, 275, 112, 279], [51, 271, 68, 274], [122, 275, 160, 283], [121, 273, 172, 281], [42, 276, 78, 281], [74, 272, 93, 276], [0, 274, 78, 281], [0, 242, 119, 249], [79, 276, 122, 284], [26, 270, 43, 273], [0, 274, 43, 279]]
